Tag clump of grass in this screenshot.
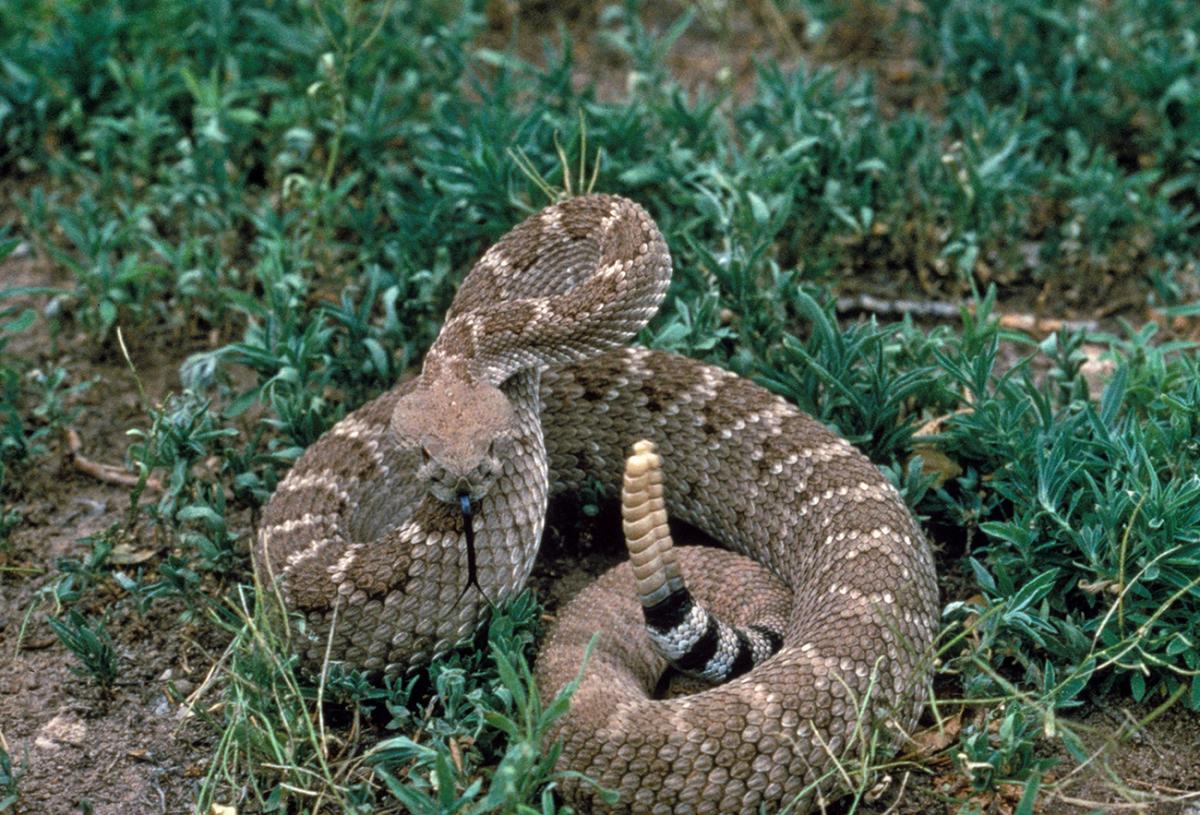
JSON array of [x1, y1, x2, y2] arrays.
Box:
[[369, 640, 596, 814], [46, 609, 121, 692], [0, 736, 24, 813], [930, 314, 1200, 708], [0, 239, 41, 547], [193, 581, 370, 813], [910, 0, 1200, 174], [6, 0, 1196, 362], [195, 582, 584, 814]]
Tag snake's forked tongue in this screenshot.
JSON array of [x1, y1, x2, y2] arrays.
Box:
[[459, 493, 485, 601]]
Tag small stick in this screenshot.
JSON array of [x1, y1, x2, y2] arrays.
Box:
[[66, 428, 163, 492], [835, 294, 1100, 335]]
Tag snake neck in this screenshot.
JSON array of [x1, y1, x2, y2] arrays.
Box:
[[456, 368, 548, 611], [424, 195, 673, 388]]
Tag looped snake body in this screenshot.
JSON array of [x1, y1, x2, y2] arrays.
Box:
[[256, 194, 939, 813]]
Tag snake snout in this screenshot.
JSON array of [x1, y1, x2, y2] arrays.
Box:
[[423, 456, 499, 506]]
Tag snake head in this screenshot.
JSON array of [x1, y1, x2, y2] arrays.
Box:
[[390, 378, 517, 505]]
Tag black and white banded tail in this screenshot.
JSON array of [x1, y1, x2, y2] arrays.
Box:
[[621, 441, 784, 683]]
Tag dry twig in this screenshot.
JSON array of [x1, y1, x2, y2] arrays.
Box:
[[66, 428, 163, 492]]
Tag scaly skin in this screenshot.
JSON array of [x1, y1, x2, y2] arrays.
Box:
[[255, 195, 939, 813]]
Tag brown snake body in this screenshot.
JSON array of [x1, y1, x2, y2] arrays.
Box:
[[256, 194, 939, 813]]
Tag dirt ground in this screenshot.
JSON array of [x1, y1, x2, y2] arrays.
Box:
[[2, 3, 1199, 814]]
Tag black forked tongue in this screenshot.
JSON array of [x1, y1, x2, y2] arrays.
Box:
[[458, 492, 486, 602]]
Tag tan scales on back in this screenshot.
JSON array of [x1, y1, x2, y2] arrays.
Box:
[[255, 194, 939, 813]]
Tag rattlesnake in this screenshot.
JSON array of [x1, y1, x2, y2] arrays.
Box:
[[256, 194, 940, 813]]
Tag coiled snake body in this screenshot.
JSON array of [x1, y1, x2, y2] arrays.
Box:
[[256, 195, 939, 813]]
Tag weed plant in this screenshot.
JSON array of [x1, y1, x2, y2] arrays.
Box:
[[0, 239, 44, 550], [0, 0, 1198, 811], [197, 583, 583, 813], [0, 740, 22, 812], [46, 608, 121, 691]]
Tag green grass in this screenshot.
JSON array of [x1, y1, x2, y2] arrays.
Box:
[[0, 239, 41, 550], [46, 608, 121, 691], [0, 738, 24, 813], [1, 0, 1198, 811], [195, 583, 584, 813]]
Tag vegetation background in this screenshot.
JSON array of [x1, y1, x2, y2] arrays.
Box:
[[1, 0, 1198, 812]]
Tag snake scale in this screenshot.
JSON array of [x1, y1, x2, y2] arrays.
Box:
[[256, 194, 940, 813]]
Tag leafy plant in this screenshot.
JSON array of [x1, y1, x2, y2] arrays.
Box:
[[47, 609, 120, 691], [370, 642, 596, 814], [0, 740, 23, 812], [955, 702, 1054, 795]]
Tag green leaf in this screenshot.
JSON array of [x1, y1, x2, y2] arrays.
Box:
[[176, 505, 223, 526], [375, 766, 436, 813], [491, 645, 527, 712], [1007, 569, 1059, 615], [979, 521, 1034, 549], [1060, 729, 1089, 764], [2, 307, 35, 333], [746, 191, 770, 226], [364, 337, 389, 377], [617, 163, 662, 186], [482, 710, 519, 740], [1056, 659, 1094, 706], [1130, 671, 1146, 702], [968, 557, 998, 594], [855, 158, 887, 173], [1099, 364, 1126, 428], [98, 299, 118, 330], [1014, 773, 1040, 815]]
